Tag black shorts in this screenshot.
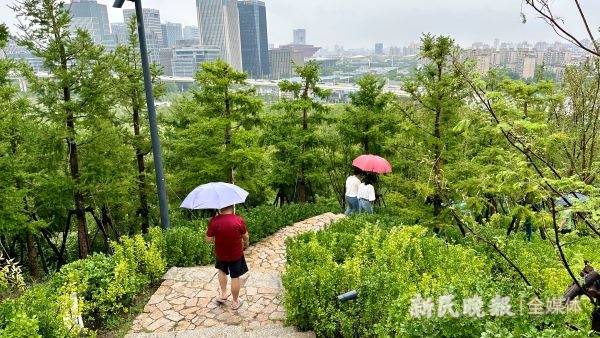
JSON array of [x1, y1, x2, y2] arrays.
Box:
[[215, 256, 248, 278]]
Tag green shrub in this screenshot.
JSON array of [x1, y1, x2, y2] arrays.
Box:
[[162, 224, 213, 267], [0, 202, 336, 336], [0, 283, 74, 338], [283, 219, 595, 337], [160, 202, 339, 267], [0, 254, 24, 298]]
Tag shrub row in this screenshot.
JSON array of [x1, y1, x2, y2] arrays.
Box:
[[282, 216, 594, 337], [0, 229, 165, 337], [163, 201, 339, 267], [0, 202, 337, 336]]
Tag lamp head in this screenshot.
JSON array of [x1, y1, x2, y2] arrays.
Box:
[[113, 0, 126, 8]]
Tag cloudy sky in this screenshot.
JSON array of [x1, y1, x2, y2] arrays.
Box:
[[1, 0, 599, 49]]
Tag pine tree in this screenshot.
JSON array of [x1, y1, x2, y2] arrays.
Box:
[[268, 61, 332, 203], [12, 0, 116, 258], [113, 18, 164, 233]]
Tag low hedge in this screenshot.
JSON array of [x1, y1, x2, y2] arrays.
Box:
[[162, 201, 338, 267], [0, 229, 165, 337], [0, 202, 337, 336], [282, 217, 595, 337]]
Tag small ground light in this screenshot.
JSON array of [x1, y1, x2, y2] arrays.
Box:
[[338, 290, 358, 302]]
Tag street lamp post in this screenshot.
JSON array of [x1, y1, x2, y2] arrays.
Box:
[[114, 0, 170, 229]]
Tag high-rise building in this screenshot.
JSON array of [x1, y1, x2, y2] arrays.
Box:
[[196, 0, 243, 70], [171, 46, 221, 77], [4, 39, 44, 72], [160, 48, 174, 76], [238, 0, 270, 78], [161, 22, 183, 48], [69, 0, 112, 47], [183, 26, 201, 41], [111, 22, 128, 45], [269, 47, 304, 79], [375, 43, 384, 55], [123, 8, 163, 64], [293, 29, 306, 45]]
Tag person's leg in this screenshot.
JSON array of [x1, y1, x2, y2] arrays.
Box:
[[350, 197, 359, 215], [215, 260, 229, 300], [218, 269, 228, 299], [231, 277, 241, 303], [344, 196, 352, 215], [366, 201, 373, 214], [229, 257, 249, 309]]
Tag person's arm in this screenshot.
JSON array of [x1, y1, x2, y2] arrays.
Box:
[[242, 232, 250, 249], [240, 218, 250, 249], [206, 220, 215, 243]]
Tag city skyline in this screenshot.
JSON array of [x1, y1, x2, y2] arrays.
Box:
[[1, 0, 599, 49]]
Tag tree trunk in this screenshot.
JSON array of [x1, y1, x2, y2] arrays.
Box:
[[132, 103, 150, 233], [66, 89, 90, 259], [298, 80, 310, 203], [224, 90, 234, 183], [25, 231, 38, 279]]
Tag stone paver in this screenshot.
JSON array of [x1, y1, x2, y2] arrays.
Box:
[[127, 212, 344, 337]]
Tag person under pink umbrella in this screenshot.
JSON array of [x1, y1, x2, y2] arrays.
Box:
[[357, 174, 377, 214]]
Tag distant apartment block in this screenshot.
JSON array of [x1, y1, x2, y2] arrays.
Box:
[[293, 29, 306, 45], [183, 26, 201, 42], [463, 44, 578, 80], [69, 0, 113, 47], [111, 22, 128, 45], [160, 48, 174, 76], [4, 39, 44, 72], [238, 0, 270, 78], [162, 22, 183, 48], [171, 46, 221, 77], [269, 47, 305, 79], [123, 8, 163, 65]]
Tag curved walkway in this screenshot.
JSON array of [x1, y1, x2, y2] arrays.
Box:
[[127, 212, 344, 338]]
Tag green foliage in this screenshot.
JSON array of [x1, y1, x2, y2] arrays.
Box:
[[0, 24, 8, 49], [0, 254, 25, 297], [0, 283, 73, 338], [161, 224, 213, 267], [283, 218, 595, 337], [338, 74, 398, 156], [266, 61, 332, 201], [164, 60, 269, 206]]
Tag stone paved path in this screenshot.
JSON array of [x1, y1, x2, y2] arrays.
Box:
[[127, 213, 344, 337]]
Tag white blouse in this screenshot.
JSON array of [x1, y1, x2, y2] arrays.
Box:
[[345, 175, 361, 198], [357, 183, 376, 202]]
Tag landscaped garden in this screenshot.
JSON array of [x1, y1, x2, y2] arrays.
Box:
[[1, 1, 600, 336]]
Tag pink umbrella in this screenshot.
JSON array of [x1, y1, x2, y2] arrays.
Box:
[[352, 155, 392, 174]]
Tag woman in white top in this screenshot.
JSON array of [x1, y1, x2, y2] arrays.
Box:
[[344, 168, 362, 215], [357, 175, 376, 214]]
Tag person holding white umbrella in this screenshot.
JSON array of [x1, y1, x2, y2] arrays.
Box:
[[181, 182, 250, 310]]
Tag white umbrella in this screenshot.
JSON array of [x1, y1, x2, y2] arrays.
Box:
[[180, 182, 249, 210]]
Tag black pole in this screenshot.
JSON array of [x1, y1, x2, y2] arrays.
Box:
[[133, 0, 170, 229]]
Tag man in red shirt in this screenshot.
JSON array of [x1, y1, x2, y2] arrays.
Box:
[[206, 205, 250, 310]]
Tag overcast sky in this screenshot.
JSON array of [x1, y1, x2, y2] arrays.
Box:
[[1, 0, 599, 49]]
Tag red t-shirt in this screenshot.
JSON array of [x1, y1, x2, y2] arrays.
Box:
[[206, 214, 248, 262]]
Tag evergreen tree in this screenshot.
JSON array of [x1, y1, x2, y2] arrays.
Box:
[[338, 74, 397, 155], [113, 18, 164, 233], [267, 61, 332, 203], [402, 35, 469, 231], [12, 0, 117, 259], [165, 60, 268, 205]]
